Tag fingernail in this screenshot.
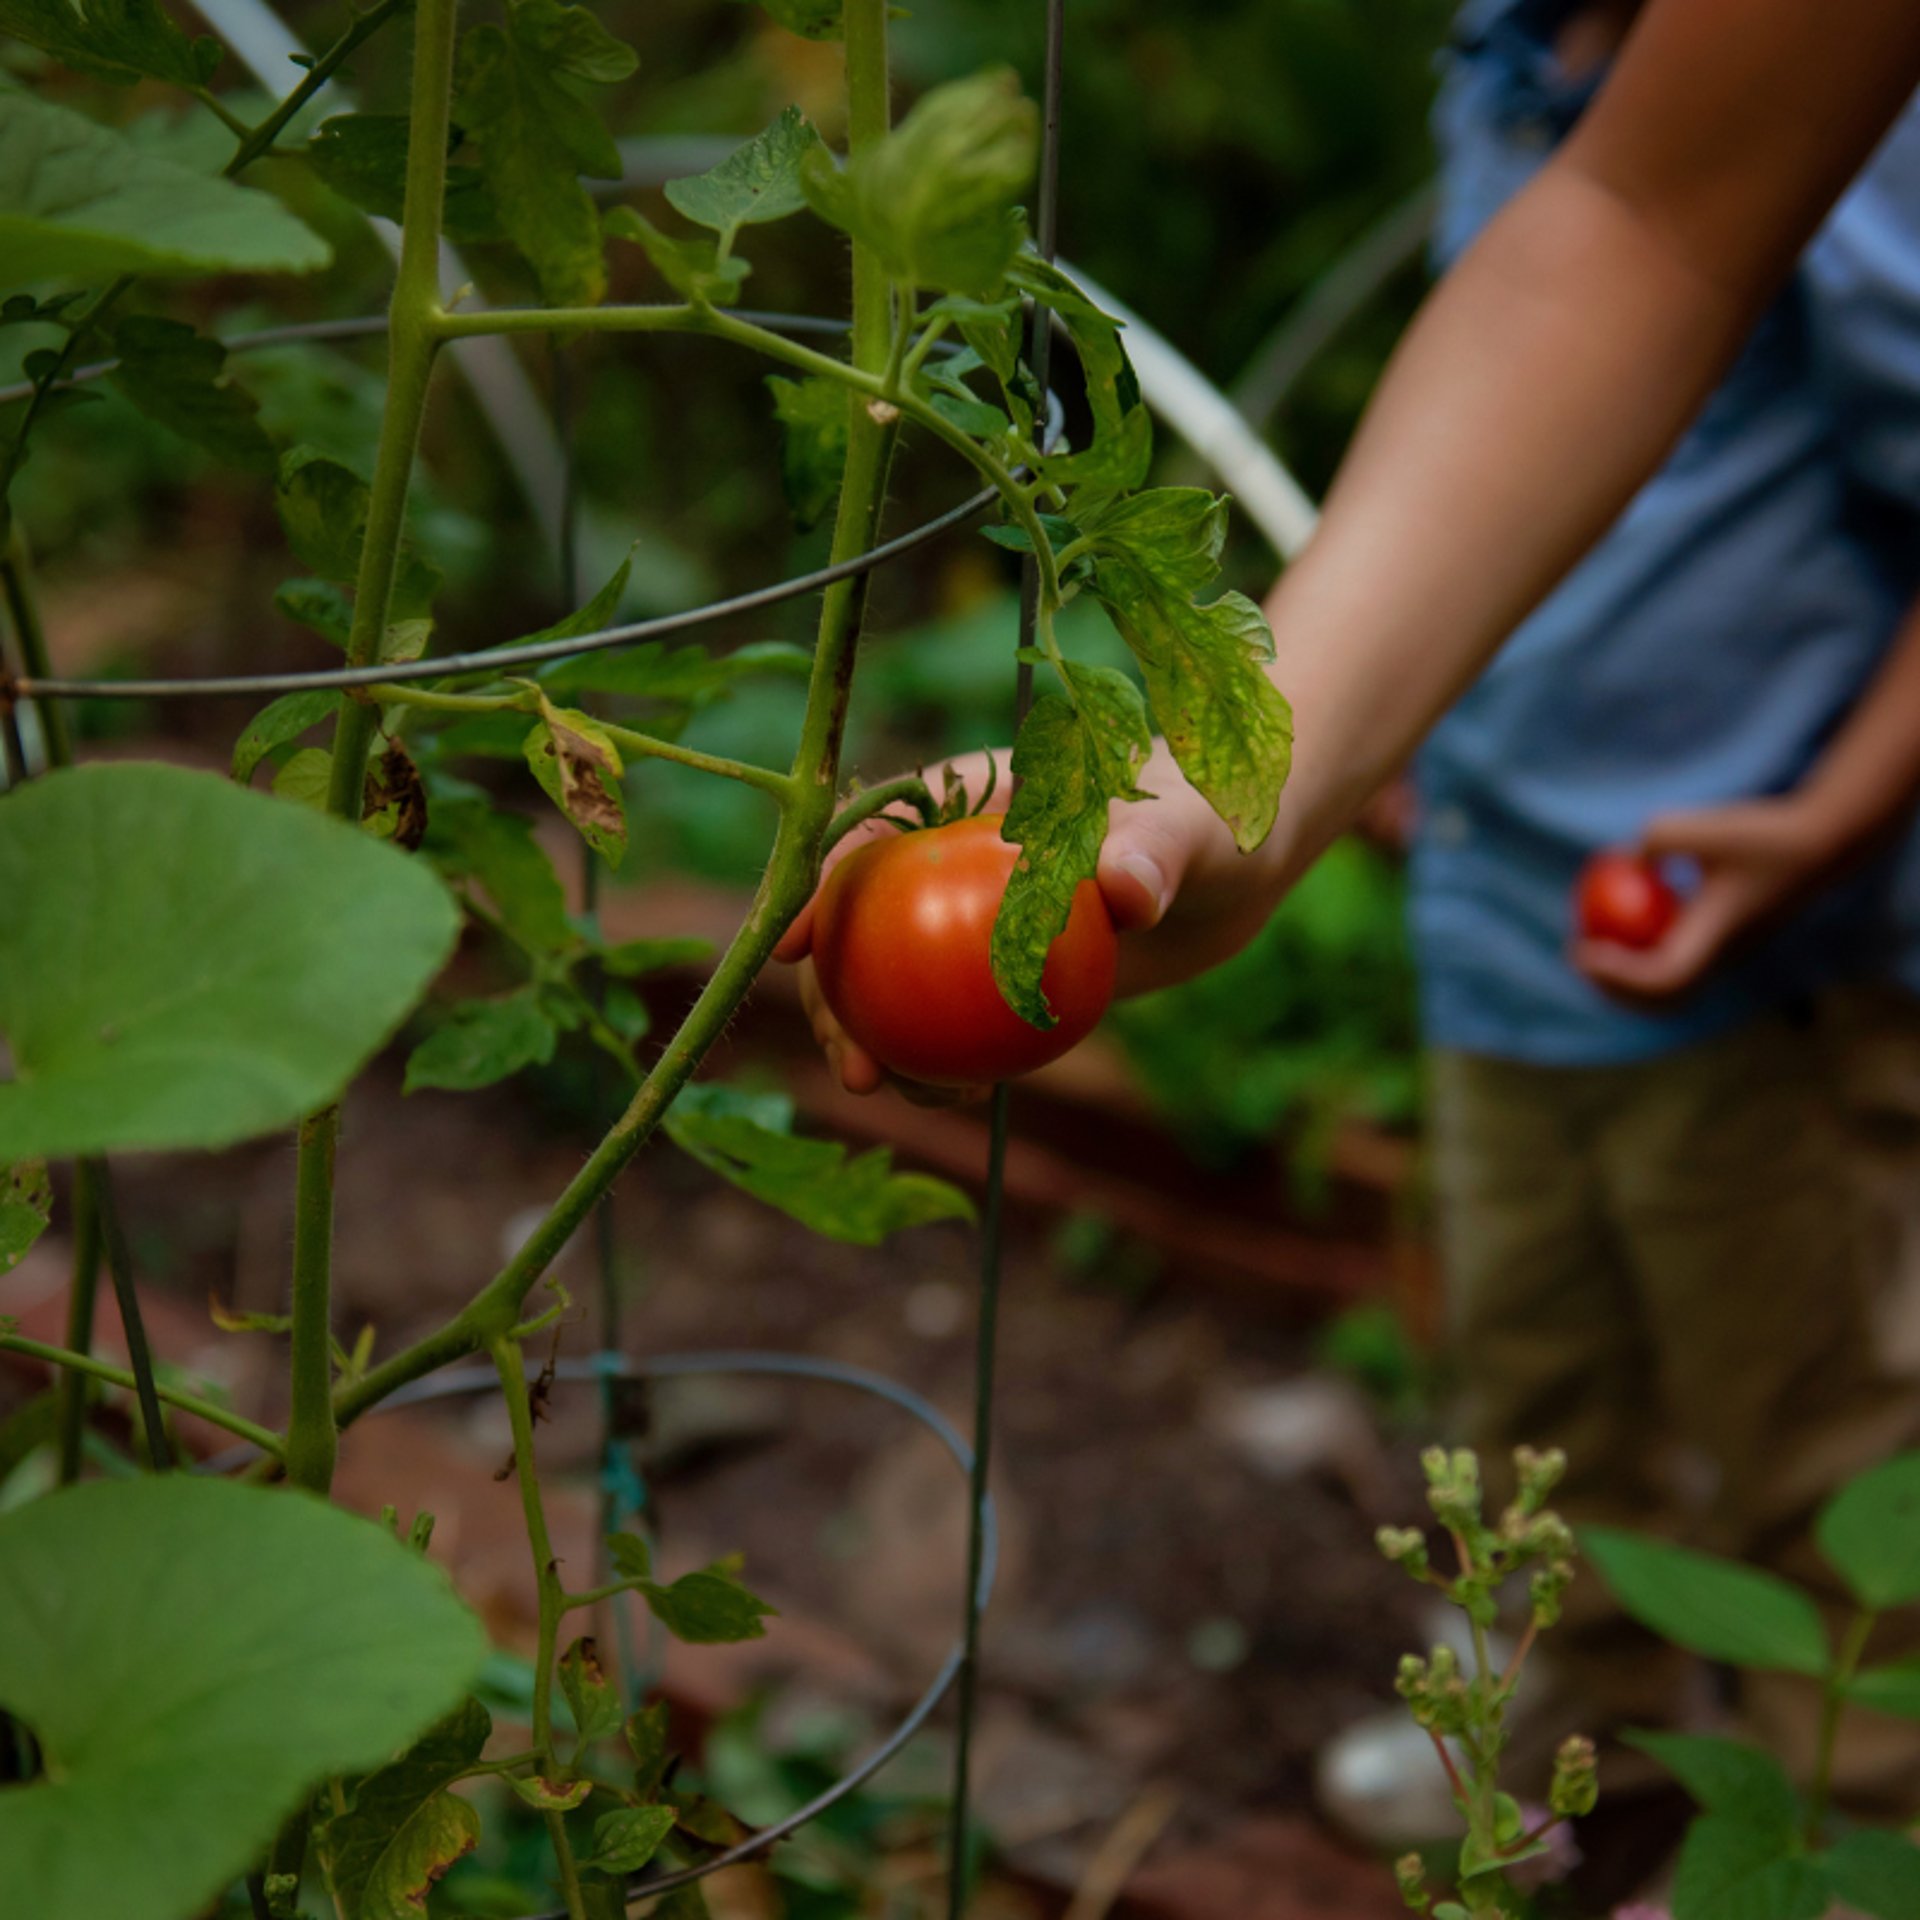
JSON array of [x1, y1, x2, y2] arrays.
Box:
[[1113, 851, 1167, 923]]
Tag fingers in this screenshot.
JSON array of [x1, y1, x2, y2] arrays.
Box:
[[1574, 882, 1747, 1004], [773, 895, 817, 965], [1096, 800, 1199, 932]]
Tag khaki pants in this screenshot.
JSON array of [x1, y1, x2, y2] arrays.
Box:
[[1430, 994, 1920, 1806]]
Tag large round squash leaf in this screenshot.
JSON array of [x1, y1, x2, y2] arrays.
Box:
[[0, 1477, 489, 1920], [0, 762, 460, 1157]]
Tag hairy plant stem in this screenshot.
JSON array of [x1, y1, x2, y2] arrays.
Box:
[[1808, 1607, 1876, 1842], [334, 0, 902, 1434], [492, 1335, 590, 1920], [284, 0, 459, 1501], [823, 773, 939, 851]]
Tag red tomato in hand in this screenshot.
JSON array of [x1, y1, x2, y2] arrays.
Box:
[[811, 814, 1117, 1086], [1576, 851, 1680, 950]]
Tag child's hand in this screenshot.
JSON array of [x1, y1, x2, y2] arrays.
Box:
[[1573, 797, 1835, 1003], [775, 742, 1283, 1096]]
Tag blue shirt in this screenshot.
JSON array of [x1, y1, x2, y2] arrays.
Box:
[[1411, 0, 1917, 1062]]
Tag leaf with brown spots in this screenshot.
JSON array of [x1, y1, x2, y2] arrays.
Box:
[[522, 696, 627, 864]]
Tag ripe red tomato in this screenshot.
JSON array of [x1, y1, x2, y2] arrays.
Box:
[[811, 814, 1117, 1086], [1576, 851, 1680, 950]]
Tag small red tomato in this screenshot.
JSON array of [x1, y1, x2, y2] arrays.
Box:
[[811, 814, 1117, 1086], [1576, 850, 1681, 950]]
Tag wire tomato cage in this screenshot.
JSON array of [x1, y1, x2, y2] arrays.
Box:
[[0, 6, 1068, 1915]]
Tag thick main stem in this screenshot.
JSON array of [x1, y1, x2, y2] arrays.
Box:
[[284, 0, 459, 1499]]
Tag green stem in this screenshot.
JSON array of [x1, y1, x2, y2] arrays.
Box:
[[1, 1334, 285, 1458], [333, 0, 903, 1434], [285, 0, 459, 1502], [544, 1811, 590, 1920], [1807, 1607, 1876, 1842], [54, 1159, 102, 1484], [190, 84, 256, 140], [229, 0, 411, 175], [3, 529, 70, 767], [823, 772, 939, 851]]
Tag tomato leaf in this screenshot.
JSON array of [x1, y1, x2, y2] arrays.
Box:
[[1008, 255, 1148, 484], [0, 763, 460, 1158], [991, 664, 1152, 1028], [1582, 1527, 1831, 1676], [744, 0, 840, 39], [664, 106, 825, 249], [454, 0, 636, 306], [274, 577, 354, 649], [0, 1478, 486, 1920], [522, 698, 628, 863], [272, 745, 333, 809], [1079, 491, 1292, 852], [318, 1697, 490, 1920], [604, 207, 751, 305], [423, 792, 572, 951], [636, 1562, 777, 1646], [1623, 1732, 1799, 1832], [1850, 1655, 1920, 1720], [0, 0, 219, 85], [765, 373, 848, 531], [0, 1158, 51, 1275], [598, 937, 713, 977], [1817, 1452, 1920, 1609], [664, 1082, 974, 1243], [625, 1700, 671, 1796], [305, 113, 500, 246], [403, 989, 558, 1094], [1822, 1829, 1920, 1919], [544, 635, 809, 705], [0, 93, 329, 285], [230, 689, 337, 786], [106, 315, 274, 468], [274, 446, 441, 619], [508, 1772, 593, 1811], [586, 1804, 678, 1875], [800, 69, 1036, 296], [560, 1636, 625, 1743], [1671, 1815, 1830, 1920]]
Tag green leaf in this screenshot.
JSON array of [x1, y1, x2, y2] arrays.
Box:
[[107, 316, 274, 468], [1816, 1452, 1920, 1609], [231, 688, 338, 785], [424, 792, 571, 952], [455, 0, 637, 307], [1821, 1829, 1920, 1919], [274, 447, 440, 615], [665, 107, 825, 247], [608, 1531, 651, 1580], [1582, 1527, 1830, 1677], [586, 1804, 677, 1875], [504, 545, 633, 653], [507, 1772, 592, 1811], [0, 762, 460, 1158], [765, 373, 848, 531], [0, 1158, 52, 1274], [305, 114, 499, 246], [273, 745, 333, 809], [1008, 254, 1146, 479], [664, 1082, 975, 1244], [991, 664, 1153, 1027], [1671, 1816, 1829, 1920], [1458, 1828, 1550, 1882], [638, 1562, 777, 1645], [800, 69, 1037, 296], [604, 207, 750, 305], [319, 1698, 491, 1920], [523, 699, 628, 863], [598, 937, 714, 977], [1083, 506, 1292, 850], [1850, 1655, 1920, 1720], [0, 0, 218, 88], [746, 0, 840, 38], [275, 577, 353, 649], [625, 1700, 670, 1796], [0, 92, 328, 284], [543, 636, 810, 704], [1623, 1732, 1798, 1832], [559, 1636, 625, 1745], [0, 1476, 487, 1920], [403, 989, 557, 1094]]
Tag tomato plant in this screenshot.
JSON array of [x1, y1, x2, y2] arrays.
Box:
[[1575, 850, 1680, 950], [814, 812, 1117, 1085], [0, 0, 1294, 1912]]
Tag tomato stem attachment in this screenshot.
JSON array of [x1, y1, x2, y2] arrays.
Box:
[[823, 774, 940, 852]]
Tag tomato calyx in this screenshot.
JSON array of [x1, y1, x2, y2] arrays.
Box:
[[823, 755, 1001, 854]]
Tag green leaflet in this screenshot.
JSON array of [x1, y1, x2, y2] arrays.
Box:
[[1076, 488, 1292, 855], [1817, 1451, 1920, 1609], [990, 665, 1153, 1028], [604, 207, 750, 305], [0, 92, 328, 285], [274, 446, 441, 619], [230, 688, 339, 785], [745, 0, 841, 38], [800, 69, 1037, 296], [585, 1805, 677, 1875], [765, 373, 849, 531], [403, 989, 558, 1094], [0, 1158, 51, 1274], [664, 106, 825, 249], [559, 1636, 624, 1743], [304, 114, 500, 246], [665, 1083, 974, 1243], [107, 315, 274, 468], [0, 0, 218, 88], [542, 636, 811, 706], [424, 792, 572, 951], [522, 698, 628, 863], [455, 0, 638, 307]]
